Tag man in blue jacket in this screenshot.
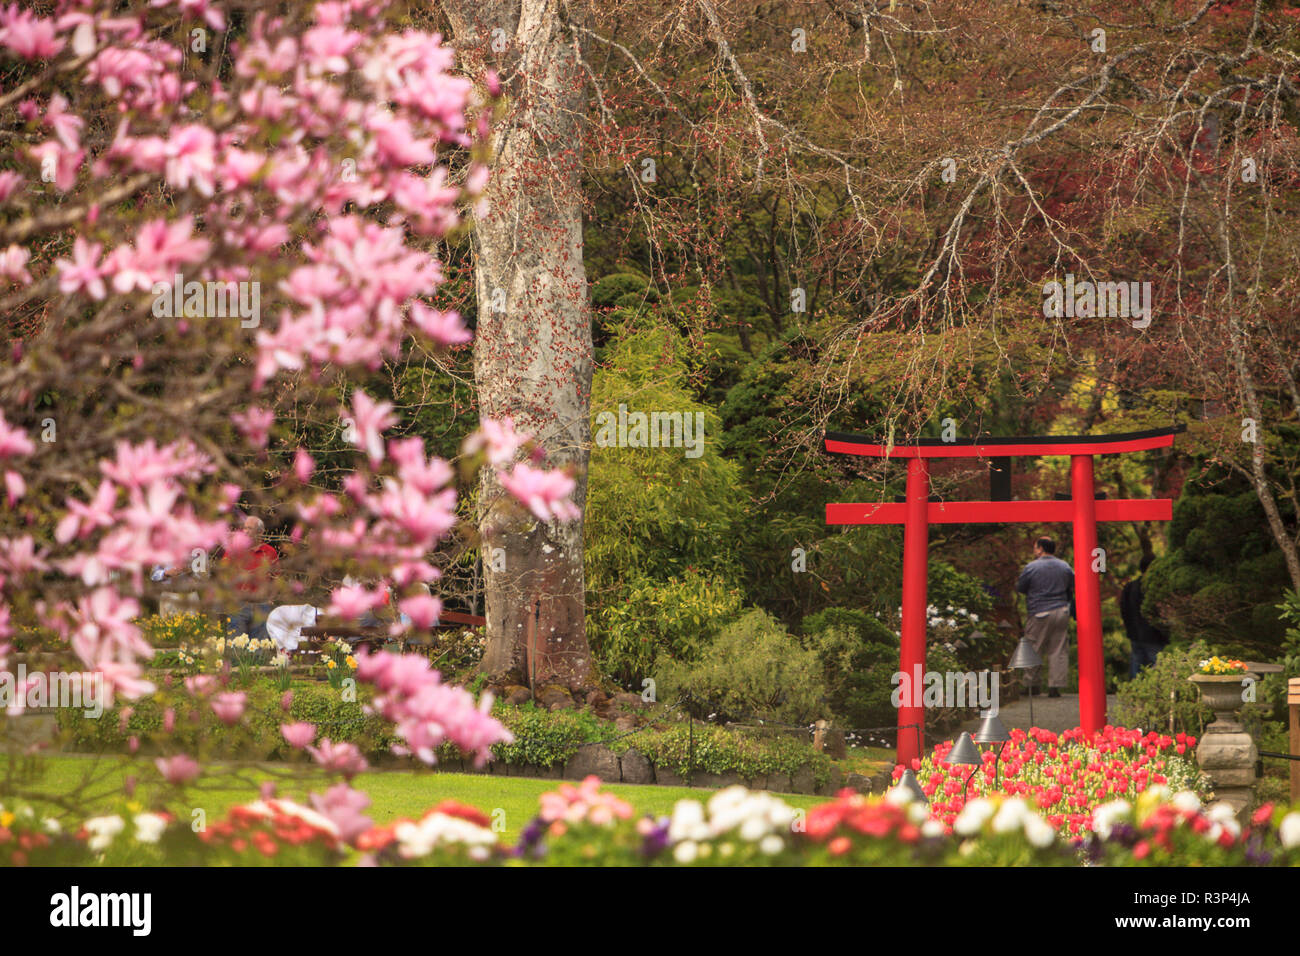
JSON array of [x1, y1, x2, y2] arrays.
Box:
[[1016, 536, 1074, 698]]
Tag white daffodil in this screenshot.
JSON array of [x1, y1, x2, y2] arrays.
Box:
[[921, 819, 945, 838], [673, 840, 698, 864], [759, 834, 784, 855], [1171, 791, 1202, 814]]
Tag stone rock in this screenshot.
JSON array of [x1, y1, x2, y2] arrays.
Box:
[[791, 766, 816, 794], [824, 730, 847, 760], [538, 684, 574, 711], [655, 767, 686, 787], [504, 685, 532, 707], [613, 715, 639, 733], [844, 772, 872, 794], [620, 748, 654, 784], [819, 765, 843, 795], [564, 744, 621, 782], [749, 774, 768, 791], [611, 692, 646, 709], [585, 689, 609, 708], [766, 773, 793, 794]]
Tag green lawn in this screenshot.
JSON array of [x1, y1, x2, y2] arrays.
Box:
[[2, 755, 831, 842]]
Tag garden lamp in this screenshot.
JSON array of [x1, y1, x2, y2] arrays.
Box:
[[894, 768, 928, 805], [948, 731, 981, 766], [1008, 637, 1041, 669], [948, 731, 982, 803], [1009, 638, 1042, 726], [973, 711, 1010, 787], [972, 711, 1009, 744]]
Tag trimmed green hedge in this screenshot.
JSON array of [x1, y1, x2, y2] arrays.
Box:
[[61, 688, 837, 785], [57, 682, 398, 760]]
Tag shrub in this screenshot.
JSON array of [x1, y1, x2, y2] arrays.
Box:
[[1113, 641, 1214, 735], [58, 682, 399, 761], [658, 609, 826, 724]]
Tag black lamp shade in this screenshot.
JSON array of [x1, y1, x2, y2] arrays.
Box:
[[947, 732, 981, 766], [894, 769, 928, 804], [973, 711, 1010, 744]]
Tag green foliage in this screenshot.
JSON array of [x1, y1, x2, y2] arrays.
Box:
[[1145, 473, 1291, 650], [585, 320, 747, 682], [138, 613, 225, 648], [58, 682, 398, 760], [591, 271, 653, 308], [634, 723, 832, 787], [487, 704, 609, 767], [1113, 641, 1214, 735], [657, 609, 826, 724], [593, 570, 744, 685]]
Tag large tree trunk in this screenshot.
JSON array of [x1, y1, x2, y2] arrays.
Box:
[[443, 0, 595, 689]]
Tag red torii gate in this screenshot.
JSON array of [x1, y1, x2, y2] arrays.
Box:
[[824, 426, 1183, 767]]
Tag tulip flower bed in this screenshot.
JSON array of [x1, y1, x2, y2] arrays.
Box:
[[903, 726, 1206, 839], [5, 776, 1298, 867]]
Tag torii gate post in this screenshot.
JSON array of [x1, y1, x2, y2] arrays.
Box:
[[825, 427, 1183, 768]]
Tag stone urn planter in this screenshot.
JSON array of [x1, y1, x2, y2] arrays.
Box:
[[1188, 673, 1258, 821]]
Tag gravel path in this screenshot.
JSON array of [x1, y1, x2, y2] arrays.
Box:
[[959, 692, 1120, 735]]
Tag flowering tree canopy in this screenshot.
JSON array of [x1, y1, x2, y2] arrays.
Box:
[[0, 0, 583, 812]]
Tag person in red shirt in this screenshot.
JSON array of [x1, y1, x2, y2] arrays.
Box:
[[225, 515, 279, 640]]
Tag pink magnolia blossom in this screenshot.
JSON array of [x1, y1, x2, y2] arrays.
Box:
[[184, 675, 218, 697], [0, 170, 24, 201], [408, 301, 470, 345], [345, 389, 396, 465], [398, 594, 442, 629], [155, 754, 201, 785], [328, 583, 388, 621], [0, 244, 31, 284], [355, 650, 512, 766], [55, 238, 107, 300], [307, 739, 368, 779], [281, 722, 317, 749], [4, 470, 24, 507], [496, 462, 580, 522], [27, 141, 83, 192], [55, 479, 117, 543], [309, 783, 373, 844], [210, 692, 247, 726], [463, 417, 532, 468], [0, 6, 65, 60], [0, 411, 34, 458], [294, 448, 315, 483], [231, 406, 275, 449]]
